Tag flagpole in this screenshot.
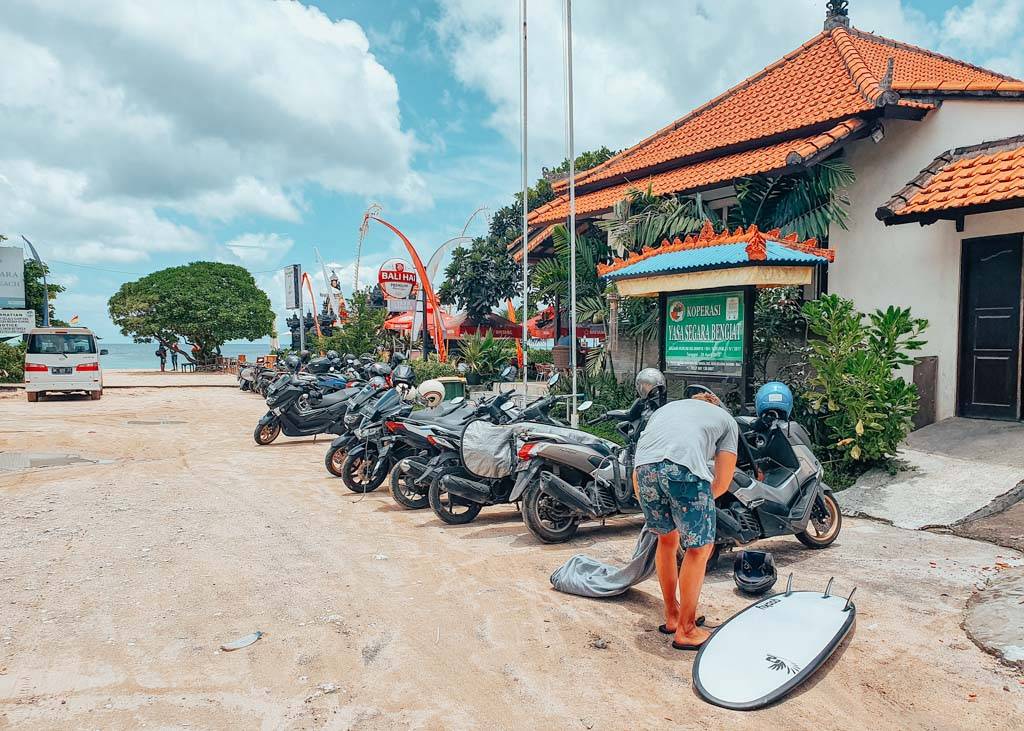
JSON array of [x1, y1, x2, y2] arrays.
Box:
[[520, 0, 530, 402], [563, 0, 578, 427]]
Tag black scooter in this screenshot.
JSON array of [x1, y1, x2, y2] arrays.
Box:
[[253, 373, 361, 445]]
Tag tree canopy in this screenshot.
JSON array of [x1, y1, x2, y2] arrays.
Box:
[[314, 288, 386, 356], [437, 237, 521, 324], [108, 261, 274, 361]]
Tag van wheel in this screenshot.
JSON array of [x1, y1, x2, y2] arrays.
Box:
[[90, 389, 103, 400], [26, 391, 38, 403]]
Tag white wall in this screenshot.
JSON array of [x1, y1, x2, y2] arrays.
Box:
[[829, 100, 1024, 420]]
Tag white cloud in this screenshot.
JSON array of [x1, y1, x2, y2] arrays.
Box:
[[434, 0, 1018, 169], [222, 233, 295, 266], [0, 0, 428, 263]]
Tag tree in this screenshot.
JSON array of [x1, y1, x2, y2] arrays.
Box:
[[437, 237, 520, 323], [314, 289, 387, 356], [108, 262, 274, 362], [0, 235, 65, 327], [488, 147, 618, 246]]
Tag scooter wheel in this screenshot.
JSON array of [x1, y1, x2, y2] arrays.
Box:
[[325, 444, 348, 477], [795, 491, 842, 548], [340, 451, 386, 493], [521, 484, 579, 543], [389, 464, 429, 509], [428, 480, 482, 525], [254, 420, 281, 445]]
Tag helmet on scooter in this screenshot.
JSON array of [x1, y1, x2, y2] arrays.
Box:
[[417, 379, 445, 407], [733, 550, 778, 596], [392, 363, 415, 386], [755, 381, 794, 421], [368, 362, 392, 378], [284, 354, 301, 371], [326, 350, 339, 360], [635, 368, 666, 400], [299, 350, 311, 363]]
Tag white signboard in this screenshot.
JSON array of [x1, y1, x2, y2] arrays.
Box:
[[387, 298, 417, 313], [0, 247, 25, 308], [0, 309, 35, 334], [283, 264, 301, 310]]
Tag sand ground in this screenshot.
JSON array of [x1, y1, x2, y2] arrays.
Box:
[[1, 386, 1022, 730]]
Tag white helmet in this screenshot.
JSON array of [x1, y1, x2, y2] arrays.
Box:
[[417, 378, 446, 407], [635, 368, 666, 399]]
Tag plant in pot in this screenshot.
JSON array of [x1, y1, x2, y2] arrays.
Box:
[[460, 330, 515, 386]]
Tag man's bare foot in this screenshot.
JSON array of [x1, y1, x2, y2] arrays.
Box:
[[662, 602, 680, 633], [672, 625, 711, 649]]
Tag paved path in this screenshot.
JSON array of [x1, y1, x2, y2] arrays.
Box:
[[839, 418, 1024, 530]]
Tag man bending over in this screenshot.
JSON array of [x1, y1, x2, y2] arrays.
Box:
[[632, 374, 738, 650]]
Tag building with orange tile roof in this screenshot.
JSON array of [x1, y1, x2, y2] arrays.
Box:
[[523, 1, 1024, 423]]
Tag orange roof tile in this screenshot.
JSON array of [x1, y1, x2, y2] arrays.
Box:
[[530, 20, 1020, 230], [876, 135, 1024, 223], [530, 121, 865, 226]]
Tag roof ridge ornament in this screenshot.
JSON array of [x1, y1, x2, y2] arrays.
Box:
[[825, 0, 850, 31]]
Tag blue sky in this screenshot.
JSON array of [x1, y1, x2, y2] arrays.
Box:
[[2, 0, 1022, 341]]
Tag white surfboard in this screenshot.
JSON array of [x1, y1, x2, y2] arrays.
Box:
[[693, 578, 855, 710]]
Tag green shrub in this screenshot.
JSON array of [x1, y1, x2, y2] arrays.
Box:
[[410, 355, 461, 382], [797, 294, 927, 486], [527, 347, 553, 365], [0, 340, 26, 383]]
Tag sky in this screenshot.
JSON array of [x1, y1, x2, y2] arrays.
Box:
[[2, 0, 1023, 341]]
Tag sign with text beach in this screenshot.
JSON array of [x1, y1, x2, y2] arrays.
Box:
[[0, 246, 26, 308], [664, 291, 745, 376]]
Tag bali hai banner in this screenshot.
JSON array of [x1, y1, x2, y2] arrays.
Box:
[[664, 290, 745, 376]]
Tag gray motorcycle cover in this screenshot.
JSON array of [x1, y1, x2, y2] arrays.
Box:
[[549, 526, 658, 598], [460, 419, 515, 479]]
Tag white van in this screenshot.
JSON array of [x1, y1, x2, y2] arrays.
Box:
[[23, 327, 107, 402]]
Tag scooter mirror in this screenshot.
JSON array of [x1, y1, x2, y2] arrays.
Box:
[[547, 372, 560, 387], [578, 400, 594, 412]]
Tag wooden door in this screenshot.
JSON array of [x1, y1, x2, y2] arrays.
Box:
[[958, 234, 1023, 420]]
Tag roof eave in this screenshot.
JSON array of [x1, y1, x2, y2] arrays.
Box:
[[878, 197, 1024, 226]]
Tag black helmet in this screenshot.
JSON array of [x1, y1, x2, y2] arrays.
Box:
[[733, 550, 777, 596], [299, 349, 311, 363], [392, 363, 415, 385], [326, 350, 339, 360], [367, 362, 392, 378], [285, 354, 301, 371]]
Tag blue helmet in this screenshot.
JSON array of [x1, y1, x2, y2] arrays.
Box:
[[755, 381, 793, 420]]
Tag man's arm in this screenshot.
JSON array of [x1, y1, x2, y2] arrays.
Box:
[[710, 450, 737, 499]]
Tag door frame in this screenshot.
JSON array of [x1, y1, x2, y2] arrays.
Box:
[[955, 232, 1024, 420]]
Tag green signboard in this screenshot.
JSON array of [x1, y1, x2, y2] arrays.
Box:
[[664, 290, 745, 376]]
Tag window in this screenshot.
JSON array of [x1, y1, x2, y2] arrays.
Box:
[[27, 333, 96, 355]]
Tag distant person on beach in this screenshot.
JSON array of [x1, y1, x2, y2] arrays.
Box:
[[156, 345, 167, 371], [170, 344, 179, 371]]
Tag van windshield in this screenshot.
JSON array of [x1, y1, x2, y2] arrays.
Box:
[[27, 333, 97, 355]]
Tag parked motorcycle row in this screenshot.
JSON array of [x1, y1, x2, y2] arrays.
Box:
[[238, 355, 843, 556]]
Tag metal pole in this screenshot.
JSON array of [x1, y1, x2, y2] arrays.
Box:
[[520, 0, 530, 402], [564, 0, 578, 427], [21, 236, 50, 327], [298, 273, 306, 354]]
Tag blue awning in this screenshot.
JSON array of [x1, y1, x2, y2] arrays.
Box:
[[604, 241, 830, 282]]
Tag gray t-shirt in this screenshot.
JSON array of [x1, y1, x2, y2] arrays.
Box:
[[634, 398, 739, 483]]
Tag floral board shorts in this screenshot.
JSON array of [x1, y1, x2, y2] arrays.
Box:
[[634, 460, 715, 547]]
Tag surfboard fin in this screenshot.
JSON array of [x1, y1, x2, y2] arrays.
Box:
[[823, 577, 834, 598], [843, 587, 857, 611], [784, 573, 793, 596]]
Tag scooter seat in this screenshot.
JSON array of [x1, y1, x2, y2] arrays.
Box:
[[316, 390, 353, 407]]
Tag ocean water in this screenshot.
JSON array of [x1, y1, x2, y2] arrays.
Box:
[[99, 342, 271, 370]]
